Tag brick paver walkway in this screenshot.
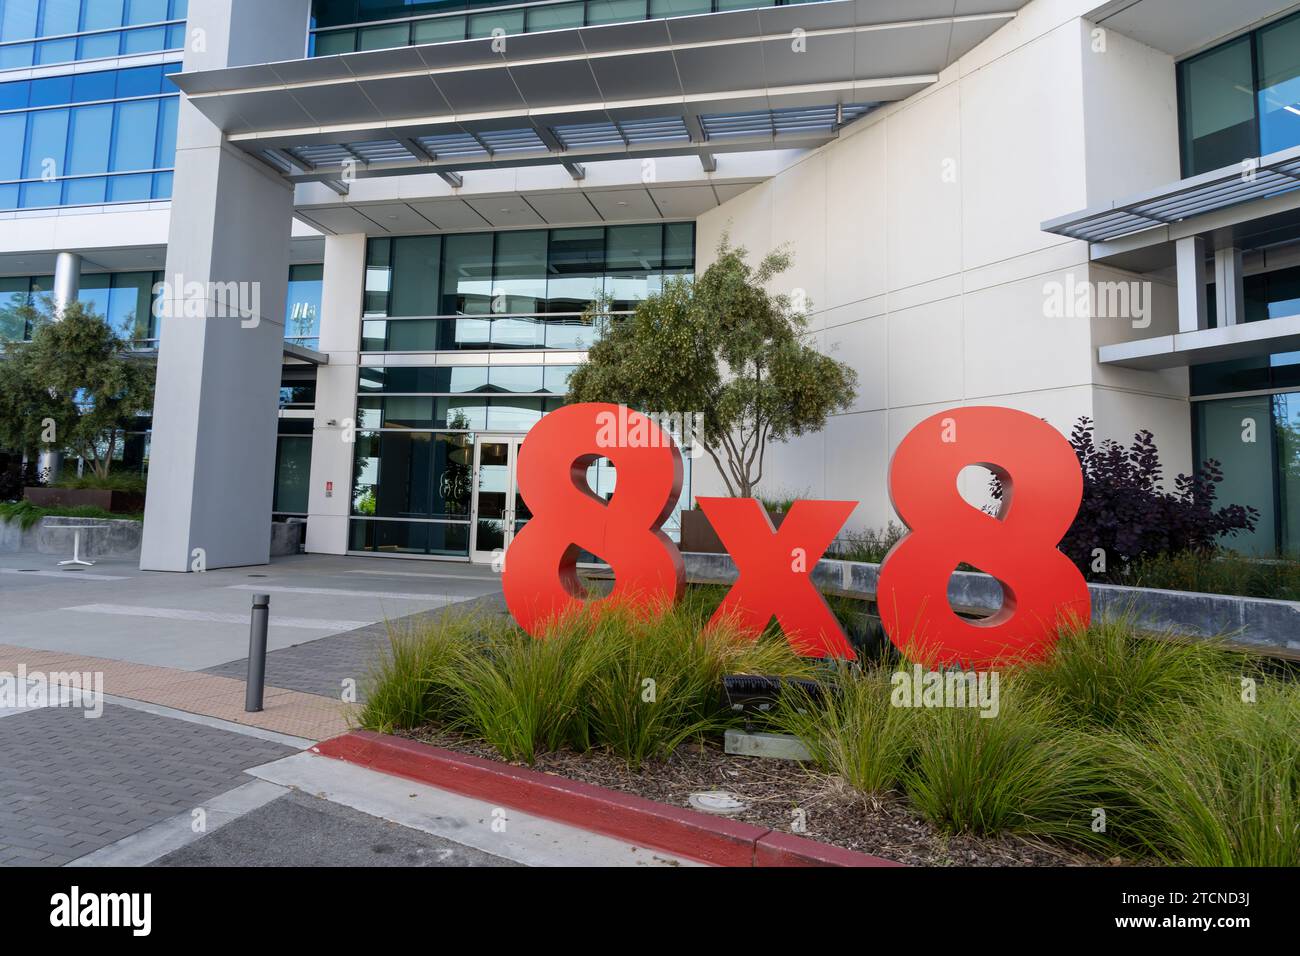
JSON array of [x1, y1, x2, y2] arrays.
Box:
[[0, 644, 353, 741], [0, 704, 294, 866]]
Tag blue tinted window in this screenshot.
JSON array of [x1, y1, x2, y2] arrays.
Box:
[[122, 24, 165, 53], [126, 0, 169, 25], [151, 169, 171, 198], [111, 99, 159, 170], [116, 66, 162, 97], [85, 0, 127, 31], [68, 104, 113, 173], [78, 31, 122, 59], [1, 2, 38, 42], [0, 43, 34, 68], [72, 71, 117, 102], [0, 81, 30, 111], [40, 0, 82, 37], [25, 108, 70, 178], [21, 180, 62, 207], [169, 0, 188, 18], [63, 176, 107, 205], [0, 114, 25, 179], [165, 21, 184, 48], [29, 75, 73, 107], [108, 172, 152, 201], [154, 95, 177, 165], [0, 184, 19, 211], [36, 36, 77, 63]]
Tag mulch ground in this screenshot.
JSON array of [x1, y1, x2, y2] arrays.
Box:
[[397, 727, 1126, 867]]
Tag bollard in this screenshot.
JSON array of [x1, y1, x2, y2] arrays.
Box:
[[245, 594, 269, 713]]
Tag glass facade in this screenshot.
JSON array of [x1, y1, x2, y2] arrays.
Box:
[[0, 0, 187, 69], [1194, 391, 1300, 557], [285, 263, 323, 349], [310, 0, 815, 56], [362, 223, 694, 352], [273, 418, 312, 517], [0, 270, 162, 344], [1178, 10, 1300, 177], [0, 263, 326, 349], [0, 62, 181, 210]]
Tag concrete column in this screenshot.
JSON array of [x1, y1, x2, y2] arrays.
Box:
[[305, 233, 366, 556], [1175, 236, 1208, 333], [52, 251, 81, 315], [1214, 246, 1246, 328], [139, 0, 312, 572]]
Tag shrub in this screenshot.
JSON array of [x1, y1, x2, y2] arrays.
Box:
[[769, 662, 915, 797], [1126, 549, 1300, 602], [52, 472, 147, 493], [359, 598, 816, 768], [1109, 680, 1300, 866], [0, 500, 137, 529], [992, 417, 1257, 580], [1017, 615, 1238, 734], [903, 685, 1111, 846], [832, 522, 905, 564], [357, 615, 480, 733]]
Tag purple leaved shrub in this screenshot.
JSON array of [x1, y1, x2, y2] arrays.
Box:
[[991, 417, 1259, 581]]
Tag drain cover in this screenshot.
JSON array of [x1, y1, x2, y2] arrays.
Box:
[[247, 574, 267, 577], [688, 791, 748, 815]]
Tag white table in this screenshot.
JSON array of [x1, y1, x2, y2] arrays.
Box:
[[56, 523, 109, 568]]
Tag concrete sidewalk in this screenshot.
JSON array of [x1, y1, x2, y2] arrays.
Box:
[[0, 551, 515, 866]]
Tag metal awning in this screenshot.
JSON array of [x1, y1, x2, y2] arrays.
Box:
[[1043, 145, 1300, 244], [283, 342, 328, 365], [1098, 313, 1300, 370], [169, 1, 1024, 184]]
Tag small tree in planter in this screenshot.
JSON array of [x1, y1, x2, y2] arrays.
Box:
[[992, 417, 1258, 580], [567, 236, 857, 498], [0, 300, 154, 481]]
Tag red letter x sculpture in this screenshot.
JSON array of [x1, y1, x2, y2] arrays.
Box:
[[697, 497, 856, 659]]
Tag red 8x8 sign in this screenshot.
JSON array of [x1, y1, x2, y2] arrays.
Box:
[[501, 402, 1091, 667]]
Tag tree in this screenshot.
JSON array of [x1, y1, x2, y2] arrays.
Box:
[[0, 300, 155, 480], [566, 236, 857, 497]]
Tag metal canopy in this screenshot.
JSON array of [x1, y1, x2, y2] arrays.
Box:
[[1042, 145, 1300, 244], [1097, 313, 1300, 370], [170, 1, 1024, 184]]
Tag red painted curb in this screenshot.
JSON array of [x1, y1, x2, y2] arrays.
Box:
[[311, 730, 899, 868]]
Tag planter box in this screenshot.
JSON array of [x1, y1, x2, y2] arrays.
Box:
[[680, 551, 1300, 658], [35, 516, 143, 557], [25, 486, 145, 514], [678, 507, 787, 553]]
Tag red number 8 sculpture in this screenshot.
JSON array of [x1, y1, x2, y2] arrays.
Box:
[[502, 403, 685, 632], [876, 406, 1090, 668]]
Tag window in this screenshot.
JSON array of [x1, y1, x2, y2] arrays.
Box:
[[0, 65, 181, 211], [285, 263, 324, 348], [1178, 11, 1300, 177], [0, 0, 185, 69], [361, 223, 694, 351]]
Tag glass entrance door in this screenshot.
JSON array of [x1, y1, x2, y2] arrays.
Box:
[[470, 435, 530, 564]]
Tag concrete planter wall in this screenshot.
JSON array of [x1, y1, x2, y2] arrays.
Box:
[[682, 552, 1300, 657], [678, 508, 787, 553], [24, 486, 145, 514], [0, 515, 147, 558], [2, 516, 304, 560]]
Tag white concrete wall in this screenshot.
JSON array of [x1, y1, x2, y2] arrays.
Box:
[[693, 0, 1191, 530]]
